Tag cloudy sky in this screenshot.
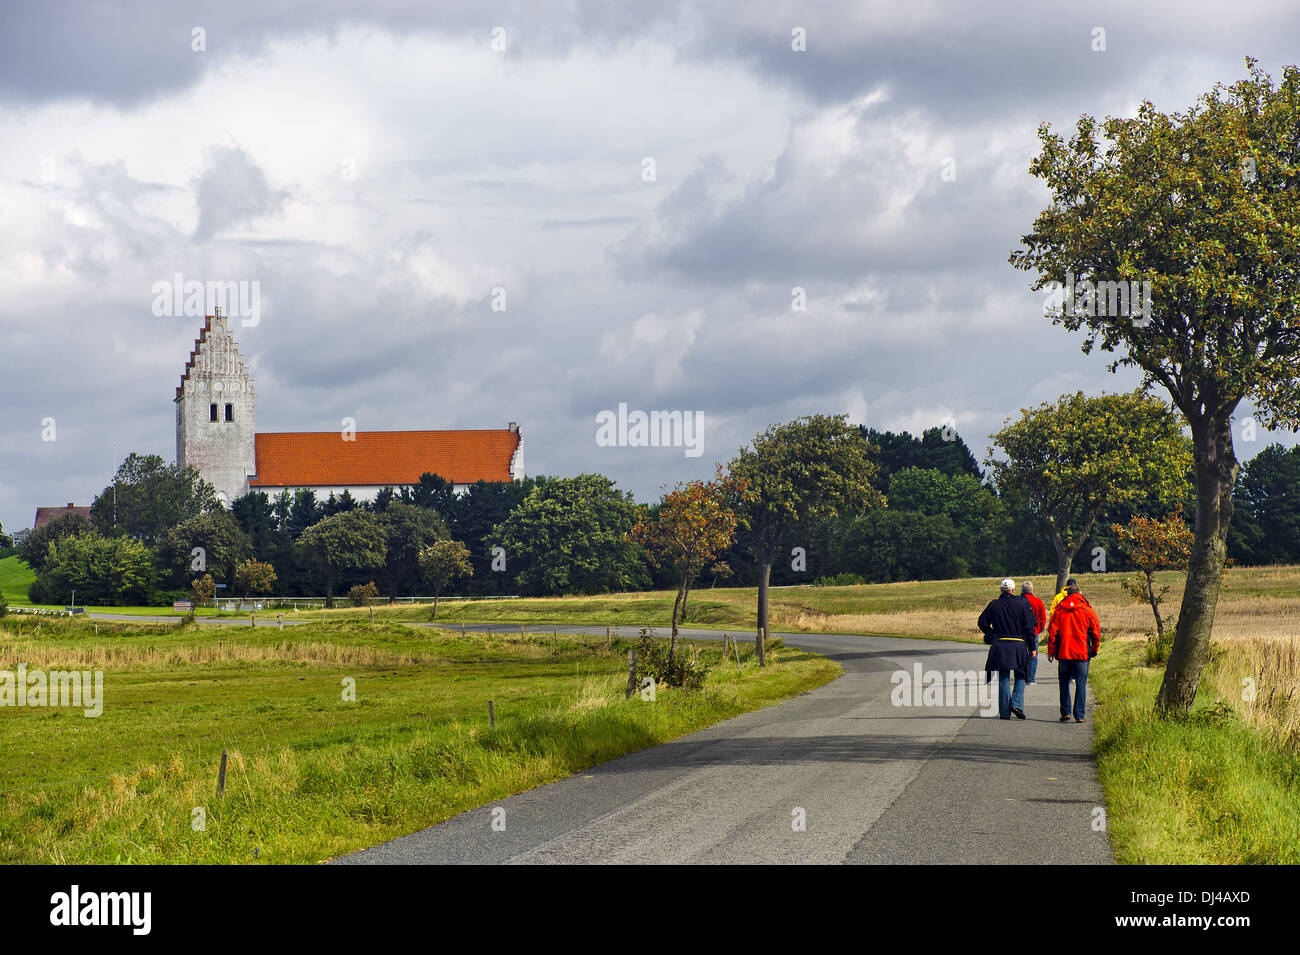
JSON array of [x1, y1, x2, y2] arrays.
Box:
[[3, 1, 1298, 533]]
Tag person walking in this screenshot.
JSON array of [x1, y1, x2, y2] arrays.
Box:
[[1047, 580, 1101, 723], [978, 578, 1038, 720], [1048, 578, 1074, 621], [1021, 581, 1047, 684]]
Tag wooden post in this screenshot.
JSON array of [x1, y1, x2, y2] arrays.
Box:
[[250, 612, 255, 628], [217, 750, 228, 797], [278, 614, 283, 630], [625, 649, 638, 699], [521, 623, 525, 636], [606, 626, 611, 650], [461, 622, 466, 637], [369, 605, 375, 626], [488, 700, 495, 729]]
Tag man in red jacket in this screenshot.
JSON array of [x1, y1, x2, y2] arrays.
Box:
[[1020, 581, 1047, 684], [1047, 581, 1101, 723]]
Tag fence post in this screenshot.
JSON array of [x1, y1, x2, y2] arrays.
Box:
[[488, 700, 495, 729], [606, 626, 611, 650], [217, 750, 228, 798], [369, 605, 374, 626], [625, 649, 638, 699], [250, 612, 255, 628]]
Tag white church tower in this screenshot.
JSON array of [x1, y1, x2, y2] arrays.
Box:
[[175, 309, 256, 505]]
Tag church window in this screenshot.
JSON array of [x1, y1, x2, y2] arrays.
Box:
[[210, 403, 218, 422], [225, 403, 234, 422]]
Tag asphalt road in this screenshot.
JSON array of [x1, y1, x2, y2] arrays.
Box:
[[337, 627, 1114, 865]]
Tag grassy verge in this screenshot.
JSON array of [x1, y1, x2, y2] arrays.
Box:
[[0, 617, 839, 863], [1091, 640, 1300, 863]]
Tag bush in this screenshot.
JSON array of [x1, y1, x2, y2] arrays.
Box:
[[27, 578, 50, 605], [812, 572, 865, 587], [0, 588, 7, 618], [1143, 626, 1176, 667], [637, 629, 709, 690], [348, 581, 380, 606]]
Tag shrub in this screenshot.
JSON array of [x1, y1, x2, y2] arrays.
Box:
[[348, 581, 380, 606], [813, 572, 865, 587], [0, 588, 7, 618], [637, 629, 709, 690], [1143, 625, 1176, 667]]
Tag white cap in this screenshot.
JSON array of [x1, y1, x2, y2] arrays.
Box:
[[1000, 578, 1015, 591]]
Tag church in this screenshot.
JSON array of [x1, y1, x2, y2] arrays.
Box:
[[175, 310, 524, 505]]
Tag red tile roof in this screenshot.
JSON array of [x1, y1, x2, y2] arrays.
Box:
[[33, 505, 92, 530], [248, 430, 520, 488]]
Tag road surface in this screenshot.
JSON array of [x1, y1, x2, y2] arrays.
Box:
[[336, 628, 1114, 865]]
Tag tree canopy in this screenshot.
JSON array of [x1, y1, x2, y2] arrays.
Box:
[[1011, 60, 1300, 709]]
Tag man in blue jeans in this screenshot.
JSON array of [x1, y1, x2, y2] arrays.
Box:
[[1047, 581, 1101, 722], [978, 578, 1038, 720]]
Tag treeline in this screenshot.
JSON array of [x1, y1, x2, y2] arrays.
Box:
[[15, 428, 1300, 608]]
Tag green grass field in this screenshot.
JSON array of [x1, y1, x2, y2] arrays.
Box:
[[0, 616, 837, 863], [5, 558, 1299, 864], [0, 555, 35, 605]]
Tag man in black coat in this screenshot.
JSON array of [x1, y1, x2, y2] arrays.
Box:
[[978, 578, 1038, 720]]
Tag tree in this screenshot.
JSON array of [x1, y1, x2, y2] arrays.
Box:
[[18, 512, 93, 572], [1229, 444, 1300, 565], [230, 491, 279, 559], [296, 511, 387, 607], [191, 573, 216, 606], [987, 391, 1192, 593], [886, 467, 1009, 576], [1112, 511, 1195, 644], [729, 415, 884, 665], [492, 475, 649, 596], [91, 453, 219, 546], [833, 509, 965, 584], [630, 469, 741, 667], [446, 478, 537, 593], [234, 559, 277, 598], [418, 539, 473, 616], [862, 425, 982, 490], [377, 502, 448, 598], [158, 510, 252, 587], [1011, 60, 1300, 710], [403, 472, 457, 516], [32, 534, 157, 607]]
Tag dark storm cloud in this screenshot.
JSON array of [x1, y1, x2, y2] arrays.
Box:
[[6, 0, 1298, 121], [4, 1, 1300, 537]]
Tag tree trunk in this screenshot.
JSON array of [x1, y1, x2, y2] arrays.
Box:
[[1157, 414, 1236, 712], [433, 588, 439, 618], [1050, 530, 1075, 595], [756, 559, 772, 667], [1145, 569, 1164, 642], [669, 570, 686, 668], [325, 575, 335, 609], [681, 576, 692, 623]]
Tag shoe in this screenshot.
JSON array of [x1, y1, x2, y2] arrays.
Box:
[[1011, 707, 1026, 720], [1074, 717, 1085, 723], [1059, 715, 1071, 722], [1000, 716, 1011, 720]]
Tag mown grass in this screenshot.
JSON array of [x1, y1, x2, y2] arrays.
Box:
[[0, 616, 838, 863], [1091, 641, 1300, 864], [0, 556, 35, 606]]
